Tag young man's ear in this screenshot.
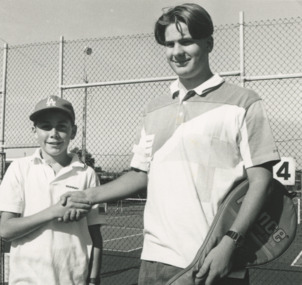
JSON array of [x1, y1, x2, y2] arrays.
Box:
[[207, 36, 214, 53], [71, 125, 77, 140]]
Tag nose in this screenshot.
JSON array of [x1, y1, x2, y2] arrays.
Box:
[[172, 43, 184, 56], [49, 127, 59, 138]]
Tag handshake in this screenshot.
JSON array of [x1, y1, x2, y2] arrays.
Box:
[[57, 190, 93, 222]]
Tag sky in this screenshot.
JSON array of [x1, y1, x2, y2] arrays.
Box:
[[0, 0, 302, 45]]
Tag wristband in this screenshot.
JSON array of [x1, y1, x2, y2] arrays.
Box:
[[225, 230, 245, 248]]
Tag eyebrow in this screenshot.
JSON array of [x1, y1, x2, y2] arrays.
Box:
[[165, 37, 194, 44]]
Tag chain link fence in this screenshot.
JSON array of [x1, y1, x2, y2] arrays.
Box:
[[0, 16, 302, 284]]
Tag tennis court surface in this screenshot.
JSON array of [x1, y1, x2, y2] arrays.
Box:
[[99, 199, 302, 285], [1, 198, 301, 285]]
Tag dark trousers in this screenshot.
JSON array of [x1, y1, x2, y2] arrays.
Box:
[[138, 260, 249, 285]]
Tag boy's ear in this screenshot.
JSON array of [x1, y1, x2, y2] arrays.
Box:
[[32, 126, 38, 139], [71, 125, 77, 140]]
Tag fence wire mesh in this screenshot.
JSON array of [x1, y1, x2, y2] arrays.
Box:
[[0, 16, 302, 285]]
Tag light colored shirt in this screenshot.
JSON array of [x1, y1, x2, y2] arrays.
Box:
[[131, 75, 280, 268], [0, 149, 106, 285]]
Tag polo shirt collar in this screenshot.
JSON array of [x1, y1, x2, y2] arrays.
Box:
[[170, 74, 225, 99], [31, 148, 85, 168]]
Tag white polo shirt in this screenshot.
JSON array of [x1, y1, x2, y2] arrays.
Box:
[[0, 149, 106, 285], [131, 75, 280, 268]]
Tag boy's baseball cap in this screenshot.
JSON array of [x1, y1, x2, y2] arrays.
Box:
[[29, 95, 75, 124]]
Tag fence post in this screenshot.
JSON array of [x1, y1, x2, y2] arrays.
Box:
[[0, 43, 8, 181], [82, 84, 87, 163], [0, 42, 8, 285], [298, 197, 301, 225], [239, 11, 245, 88], [59, 36, 64, 98], [81, 47, 93, 164]]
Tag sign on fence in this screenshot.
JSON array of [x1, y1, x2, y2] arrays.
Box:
[[273, 157, 296, 185]]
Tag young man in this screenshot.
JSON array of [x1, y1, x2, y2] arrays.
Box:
[[0, 95, 105, 285], [62, 3, 280, 285]]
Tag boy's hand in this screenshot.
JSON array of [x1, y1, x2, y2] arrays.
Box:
[[52, 201, 70, 219], [59, 208, 89, 222]]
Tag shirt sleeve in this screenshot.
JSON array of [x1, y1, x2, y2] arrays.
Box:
[[86, 168, 107, 226], [130, 125, 154, 172], [239, 100, 280, 168], [0, 161, 24, 214]]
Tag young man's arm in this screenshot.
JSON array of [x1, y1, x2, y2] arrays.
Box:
[[61, 170, 148, 222], [0, 201, 91, 241], [196, 164, 273, 285], [87, 225, 103, 285]]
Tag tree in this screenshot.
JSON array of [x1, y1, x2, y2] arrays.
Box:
[[69, 147, 95, 169]]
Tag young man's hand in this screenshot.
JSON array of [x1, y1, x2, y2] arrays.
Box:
[[57, 192, 93, 222], [195, 236, 235, 285], [60, 191, 92, 207]]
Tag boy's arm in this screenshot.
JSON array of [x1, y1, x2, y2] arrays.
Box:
[[0, 204, 58, 241], [87, 224, 103, 285], [0, 201, 91, 241]]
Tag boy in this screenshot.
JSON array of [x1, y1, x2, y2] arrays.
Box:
[[0, 95, 105, 285]]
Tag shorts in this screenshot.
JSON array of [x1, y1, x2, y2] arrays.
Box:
[[138, 260, 182, 285], [138, 260, 250, 285]]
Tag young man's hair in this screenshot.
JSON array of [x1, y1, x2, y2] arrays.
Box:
[[154, 3, 214, 45]]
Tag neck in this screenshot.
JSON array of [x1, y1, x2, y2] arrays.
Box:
[[40, 150, 71, 167], [179, 70, 213, 90]]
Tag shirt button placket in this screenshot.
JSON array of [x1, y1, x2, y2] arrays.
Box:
[[175, 90, 195, 127], [175, 103, 185, 127]]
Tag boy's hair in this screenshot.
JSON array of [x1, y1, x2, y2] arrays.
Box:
[[30, 95, 75, 125], [154, 3, 214, 46]]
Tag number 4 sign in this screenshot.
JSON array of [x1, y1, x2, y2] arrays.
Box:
[[273, 157, 296, 185]]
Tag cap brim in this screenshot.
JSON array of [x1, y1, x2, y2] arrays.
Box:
[[29, 107, 74, 123]]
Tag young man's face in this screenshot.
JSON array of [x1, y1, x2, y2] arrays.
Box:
[[33, 110, 77, 160], [164, 22, 213, 87]]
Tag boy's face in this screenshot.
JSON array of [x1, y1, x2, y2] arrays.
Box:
[[32, 110, 77, 160], [164, 22, 213, 85]]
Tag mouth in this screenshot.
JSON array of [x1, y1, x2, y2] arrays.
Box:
[[47, 141, 63, 147], [171, 58, 190, 66]]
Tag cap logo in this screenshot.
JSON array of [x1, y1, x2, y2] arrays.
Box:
[[46, 97, 56, 107]]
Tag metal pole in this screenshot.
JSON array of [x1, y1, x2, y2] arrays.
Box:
[[59, 36, 64, 98], [58, 70, 242, 91], [298, 196, 301, 225], [81, 47, 93, 164], [81, 47, 91, 164], [61, 76, 179, 90], [239, 11, 245, 88], [1, 43, 8, 181], [58, 70, 302, 90], [245, 73, 302, 81], [0, 42, 7, 285], [82, 83, 87, 164]]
